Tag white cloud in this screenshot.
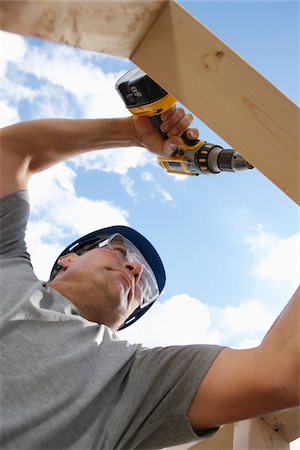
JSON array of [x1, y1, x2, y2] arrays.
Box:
[[28, 164, 129, 233], [255, 233, 299, 283], [12, 38, 127, 119], [71, 147, 152, 175], [0, 100, 20, 127], [157, 187, 174, 203], [121, 293, 224, 347], [140, 169, 175, 204], [245, 226, 299, 290], [244, 223, 277, 252], [0, 31, 26, 76], [27, 164, 129, 279], [121, 293, 278, 349], [141, 171, 154, 182], [26, 220, 64, 281], [220, 299, 274, 335], [120, 174, 136, 200], [1, 31, 158, 176]]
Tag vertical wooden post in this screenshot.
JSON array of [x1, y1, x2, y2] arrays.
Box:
[[233, 417, 290, 450]]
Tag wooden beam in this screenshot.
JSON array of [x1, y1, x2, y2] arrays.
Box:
[[131, 1, 300, 205], [261, 407, 300, 443], [0, 0, 167, 58], [232, 417, 289, 450], [166, 407, 299, 449], [1, 1, 299, 203]]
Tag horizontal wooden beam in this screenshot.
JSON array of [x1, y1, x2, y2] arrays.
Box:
[[1, 1, 299, 204], [0, 0, 167, 58], [167, 407, 299, 449], [233, 417, 289, 450], [131, 1, 300, 205]]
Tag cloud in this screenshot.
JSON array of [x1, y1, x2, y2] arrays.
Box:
[[121, 292, 277, 349], [0, 31, 26, 76], [27, 163, 129, 280], [244, 223, 277, 252], [244, 225, 299, 289], [140, 170, 175, 204], [71, 147, 152, 175], [220, 299, 274, 335], [157, 187, 174, 203], [9, 36, 127, 119], [120, 174, 137, 200], [255, 233, 299, 283], [1, 31, 158, 178], [121, 293, 224, 347], [141, 171, 154, 182], [26, 220, 64, 281], [0, 100, 20, 127]]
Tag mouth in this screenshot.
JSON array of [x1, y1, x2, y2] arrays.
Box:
[[111, 267, 133, 292], [111, 268, 143, 307]]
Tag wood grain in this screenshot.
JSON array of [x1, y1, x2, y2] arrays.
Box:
[[0, 0, 167, 58], [233, 417, 289, 450], [131, 1, 300, 204]]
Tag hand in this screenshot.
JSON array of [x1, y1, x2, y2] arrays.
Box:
[[131, 105, 199, 156]]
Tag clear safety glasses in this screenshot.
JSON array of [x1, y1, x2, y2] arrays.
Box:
[[95, 233, 159, 305]]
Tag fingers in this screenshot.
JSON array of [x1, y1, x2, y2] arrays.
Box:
[[161, 136, 183, 156], [160, 106, 194, 137], [186, 128, 199, 140]]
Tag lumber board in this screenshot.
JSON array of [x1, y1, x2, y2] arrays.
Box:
[[131, 1, 300, 205], [233, 417, 289, 450], [1, 1, 299, 203], [261, 407, 300, 443], [166, 407, 299, 449], [0, 0, 167, 58]]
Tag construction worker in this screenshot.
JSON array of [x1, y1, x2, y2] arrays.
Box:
[[0, 108, 299, 449]]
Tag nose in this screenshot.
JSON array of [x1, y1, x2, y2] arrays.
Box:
[[124, 261, 143, 284]]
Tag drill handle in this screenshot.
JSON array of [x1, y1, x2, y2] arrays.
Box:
[[150, 115, 168, 139], [150, 114, 200, 148]]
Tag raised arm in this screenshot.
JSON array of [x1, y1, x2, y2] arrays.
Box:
[[0, 109, 197, 197], [188, 285, 300, 429]]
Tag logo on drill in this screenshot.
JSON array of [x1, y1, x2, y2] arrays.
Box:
[[131, 86, 142, 98]]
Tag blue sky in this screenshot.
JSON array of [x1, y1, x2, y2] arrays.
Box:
[[1, 1, 299, 352]]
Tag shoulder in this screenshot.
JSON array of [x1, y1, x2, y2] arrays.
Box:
[[0, 190, 30, 258]]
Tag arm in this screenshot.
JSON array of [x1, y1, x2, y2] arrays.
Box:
[[188, 285, 300, 429], [0, 109, 196, 197]]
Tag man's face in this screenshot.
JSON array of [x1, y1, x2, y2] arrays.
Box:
[[49, 242, 146, 331]]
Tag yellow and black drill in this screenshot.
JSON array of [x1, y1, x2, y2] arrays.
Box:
[[116, 67, 253, 176]]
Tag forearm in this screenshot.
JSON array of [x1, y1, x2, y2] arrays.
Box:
[[1, 117, 137, 171], [0, 117, 138, 196], [0, 108, 197, 197], [260, 285, 300, 402]]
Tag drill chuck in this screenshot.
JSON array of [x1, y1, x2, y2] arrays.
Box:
[[205, 145, 254, 174]]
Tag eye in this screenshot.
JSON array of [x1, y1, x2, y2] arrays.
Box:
[[112, 245, 127, 259]]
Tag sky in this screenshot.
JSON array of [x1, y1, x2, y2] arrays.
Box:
[[1, 1, 299, 445]]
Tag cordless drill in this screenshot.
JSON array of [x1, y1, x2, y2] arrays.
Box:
[[116, 67, 253, 176]]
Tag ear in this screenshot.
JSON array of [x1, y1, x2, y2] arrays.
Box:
[[57, 252, 79, 269]]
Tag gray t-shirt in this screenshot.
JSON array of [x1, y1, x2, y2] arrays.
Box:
[[0, 191, 224, 450]]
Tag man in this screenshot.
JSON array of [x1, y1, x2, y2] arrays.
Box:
[[0, 108, 299, 449]]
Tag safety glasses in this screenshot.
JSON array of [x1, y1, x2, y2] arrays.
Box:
[[95, 233, 159, 306]]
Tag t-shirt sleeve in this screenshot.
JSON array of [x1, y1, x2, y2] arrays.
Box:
[[110, 343, 224, 449], [0, 191, 30, 259]]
